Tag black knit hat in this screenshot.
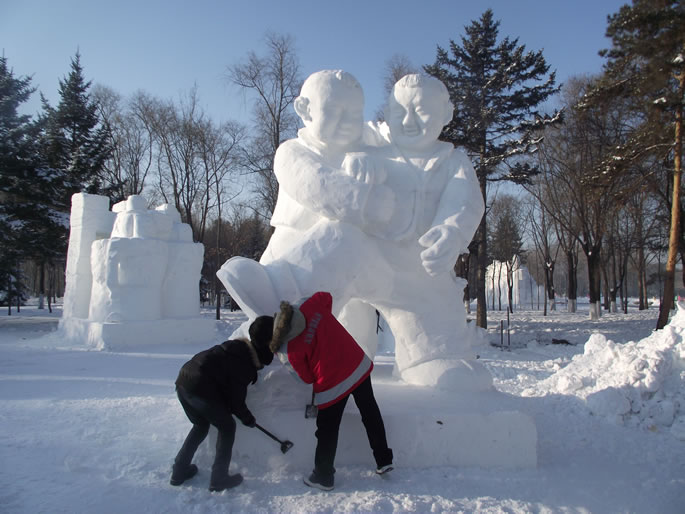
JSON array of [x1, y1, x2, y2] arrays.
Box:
[[249, 315, 275, 366]]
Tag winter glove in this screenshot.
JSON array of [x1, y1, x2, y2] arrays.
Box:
[[242, 413, 256, 428]]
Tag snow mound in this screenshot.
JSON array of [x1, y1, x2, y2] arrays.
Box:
[[537, 304, 685, 437]]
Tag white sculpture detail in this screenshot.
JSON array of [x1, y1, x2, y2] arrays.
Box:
[[61, 193, 215, 349], [218, 71, 490, 390]]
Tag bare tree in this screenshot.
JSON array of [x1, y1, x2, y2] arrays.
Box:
[[227, 32, 302, 219], [144, 87, 208, 238], [376, 54, 419, 121], [489, 194, 524, 313], [92, 86, 153, 202], [534, 76, 635, 320], [196, 119, 245, 318], [525, 190, 559, 315]]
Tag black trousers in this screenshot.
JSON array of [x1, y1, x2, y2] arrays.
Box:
[[174, 386, 236, 478], [314, 375, 392, 477]]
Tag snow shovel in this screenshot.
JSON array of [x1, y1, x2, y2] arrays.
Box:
[[255, 423, 294, 454], [305, 389, 318, 419]]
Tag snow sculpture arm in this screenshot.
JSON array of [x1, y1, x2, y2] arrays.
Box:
[[341, 152, 387, 185], [341, 152, 395, 229], [275, 140, 394, 226], [419, 150, 484, 276]]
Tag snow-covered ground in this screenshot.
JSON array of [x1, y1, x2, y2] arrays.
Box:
[[1, 300, 684, 513]]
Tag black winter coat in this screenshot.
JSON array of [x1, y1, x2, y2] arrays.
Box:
[[175, 338, 260, 425]]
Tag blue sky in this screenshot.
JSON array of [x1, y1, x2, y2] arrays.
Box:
[[3, 0, 627, 125]]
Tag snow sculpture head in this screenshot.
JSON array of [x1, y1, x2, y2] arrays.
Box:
[[386, 74, 453, 152], [294, 70, 364, 150]]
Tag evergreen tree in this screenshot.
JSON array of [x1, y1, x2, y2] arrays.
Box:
[[586, 0, 684, 329], [40, 51, 111, 210], [0, 56, 65, 309], [0, 56, 34, 308], [425, 9, 561, 328]]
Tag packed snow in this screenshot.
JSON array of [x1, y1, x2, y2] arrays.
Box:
[[1, 299, 684, 513]]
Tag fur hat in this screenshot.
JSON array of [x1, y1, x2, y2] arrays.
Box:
[[270, 301, 306, 353], [249, 316, 275, 366]]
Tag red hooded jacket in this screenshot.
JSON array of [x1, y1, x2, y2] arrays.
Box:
[[275, 292, 373, 409]]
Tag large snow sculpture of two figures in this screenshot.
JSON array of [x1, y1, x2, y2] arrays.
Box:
[[219, 70, 491, 391]]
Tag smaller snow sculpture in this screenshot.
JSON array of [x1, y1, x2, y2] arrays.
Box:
[[60, 193, 215, 349], [486, 258, 545, 310]]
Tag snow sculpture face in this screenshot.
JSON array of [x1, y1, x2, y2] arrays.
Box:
[[295, 70, 364, 148], [386, 74, 453, 152]]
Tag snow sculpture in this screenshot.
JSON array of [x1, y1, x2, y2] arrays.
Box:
[[486, 258, 545, 310], [218, 71, 491, 390], [60, 193, 215, 349]]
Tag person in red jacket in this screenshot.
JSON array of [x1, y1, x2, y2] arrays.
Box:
[[249, 291, 393, 491]]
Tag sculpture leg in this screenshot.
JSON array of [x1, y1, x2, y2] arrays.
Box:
[[217, 256, 282, 320], [262, 221, 390, 315], [378, 271, 492, 392], [337, 299, 379, 360]]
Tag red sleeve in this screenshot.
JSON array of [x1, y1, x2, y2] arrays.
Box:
[[285, 335, 315, 384]]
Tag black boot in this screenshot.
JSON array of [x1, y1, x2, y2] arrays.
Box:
[[170, 463, 198, 486], [209, 473, 243, 492], [170, 423, 208, 486], [209, 427, 242, 492]]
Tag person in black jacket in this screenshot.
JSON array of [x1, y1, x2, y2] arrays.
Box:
[[170, 324, 274, 492]]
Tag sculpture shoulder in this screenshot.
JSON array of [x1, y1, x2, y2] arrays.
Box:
[[444, 147, 477, 176], [275, 138, 308, 161], [446, 147, 472, 165], [274, 137, 327, 173]]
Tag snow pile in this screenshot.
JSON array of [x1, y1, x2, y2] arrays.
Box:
[[534, 305, 685, 437]]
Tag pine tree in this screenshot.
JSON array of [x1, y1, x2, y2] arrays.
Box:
[[40, 51, 111, 210], [586, 0, 684, 329], [0, 56, 63, 309], [425, 9, 561, 328]]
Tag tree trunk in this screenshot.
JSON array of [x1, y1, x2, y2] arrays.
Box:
[[545, 259, 555, 311], [497, 262, 503, 311], [566, 249, 577, 313], [587, 245, 602, 321], [215, 216, 222, 321], [490, 263, 495, 309], [6, 273, 12, 316], [637, 244, 647, 310], [506, 263, 514, 314], [601, 263, 610, 312], [455, 254, 470, 313], [476, 216, 488, 328], [657, 71, 684, 329], [38, 262, 45, 310]]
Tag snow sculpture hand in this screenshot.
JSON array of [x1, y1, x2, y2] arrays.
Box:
[[418, 225, 465, 276], [342, 152, 387, 184]]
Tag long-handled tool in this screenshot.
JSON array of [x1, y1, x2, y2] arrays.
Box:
[[305, 388, 318, 419], [255, 423, 294, 454]]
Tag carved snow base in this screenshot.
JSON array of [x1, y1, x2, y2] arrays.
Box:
[[229, 360, 537, 470]]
